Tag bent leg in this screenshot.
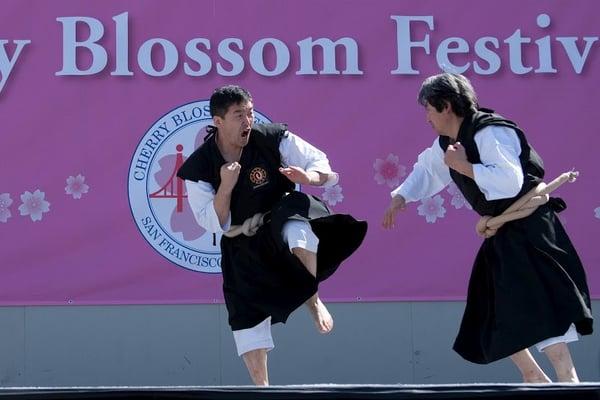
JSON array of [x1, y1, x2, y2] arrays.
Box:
[[292, 246, 334, 334], [283, 220, 319, 277], [304, 291, 334, 334], [283, 220, 333, 334], [292, 245, 317, 278], [510, 349, 551, 383]]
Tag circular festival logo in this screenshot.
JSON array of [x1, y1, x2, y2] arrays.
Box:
[[128, 100, 271, 273]]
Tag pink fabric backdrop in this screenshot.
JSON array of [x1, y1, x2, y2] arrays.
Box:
[[1, 0, 598, 304]]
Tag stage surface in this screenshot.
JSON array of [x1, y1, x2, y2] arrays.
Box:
[[1, 383, 599, 400]]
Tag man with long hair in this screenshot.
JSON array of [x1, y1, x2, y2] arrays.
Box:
[[383, 73, 592, 382]]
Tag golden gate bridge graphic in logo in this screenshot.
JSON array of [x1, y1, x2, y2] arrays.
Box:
[[149, 144, 185, 211], [148, 145, 217, 246], [128, 100, 272, 273]]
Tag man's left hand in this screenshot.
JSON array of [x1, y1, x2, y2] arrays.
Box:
[[279, 166, 316, 185], [444, 142, 473, 178]]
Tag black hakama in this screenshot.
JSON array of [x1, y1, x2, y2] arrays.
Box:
[[221, 191, 367, 331], [453, 200, 593, 364]]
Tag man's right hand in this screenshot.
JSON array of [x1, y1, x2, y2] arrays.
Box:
[[219, 162, 241, 192], [382, 195, 406, 229]]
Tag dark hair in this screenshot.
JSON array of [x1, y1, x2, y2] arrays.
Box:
[[209, 85, 252, 118], [417, 73, 478, 117]]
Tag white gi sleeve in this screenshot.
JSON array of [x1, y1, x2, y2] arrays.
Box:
[[472, 125, 524, 200], [279, 131, 339, 187], [390, 138, 452, 203], [185, 180, 231, 233]]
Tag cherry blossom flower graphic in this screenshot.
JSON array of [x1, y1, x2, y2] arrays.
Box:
[[322, 185, 344, 207], [0, 193, 12, 223], [18, 190, 50, 222], [65, 174, 90, 199], [594, 207, 600, 220], [447, 182, 472, 210], [417, 194, 446, 223], [373, 153, 406, 188]]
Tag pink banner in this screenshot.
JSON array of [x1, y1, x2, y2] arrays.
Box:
[[1, 0, 598, 304]]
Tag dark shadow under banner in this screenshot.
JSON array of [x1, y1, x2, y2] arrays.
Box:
[[0, 384, 599, 400]]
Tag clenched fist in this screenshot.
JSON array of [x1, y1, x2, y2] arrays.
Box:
[[443, 142, 473, 177], [220, 162, 241, 192]]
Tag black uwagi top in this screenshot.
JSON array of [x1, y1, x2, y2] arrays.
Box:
[[177, 123, 295, 225], [438, 108, 545, 217]]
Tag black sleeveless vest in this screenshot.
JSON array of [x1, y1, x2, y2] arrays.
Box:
[[438, 109, 545, 216], [177, 123, 295, 225]]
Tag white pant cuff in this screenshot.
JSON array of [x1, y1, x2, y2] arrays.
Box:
[[232, 317, 274, 357], [535, 323, 579, 352], [236, 339, 275, 357]]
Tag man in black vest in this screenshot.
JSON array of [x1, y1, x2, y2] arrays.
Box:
[[382, 73, 592, 382], [177, 85, 367, 385]]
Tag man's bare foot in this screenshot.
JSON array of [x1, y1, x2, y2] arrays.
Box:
[[306, 297, 334, 334]]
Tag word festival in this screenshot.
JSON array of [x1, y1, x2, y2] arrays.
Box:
[[0, 12, 597, 95]]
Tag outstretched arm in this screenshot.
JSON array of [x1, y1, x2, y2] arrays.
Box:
[[383, 138, 451, 229], [278, 166, 329, 186], [279, 131, 338, 187], [382, 195, 406, 229]]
